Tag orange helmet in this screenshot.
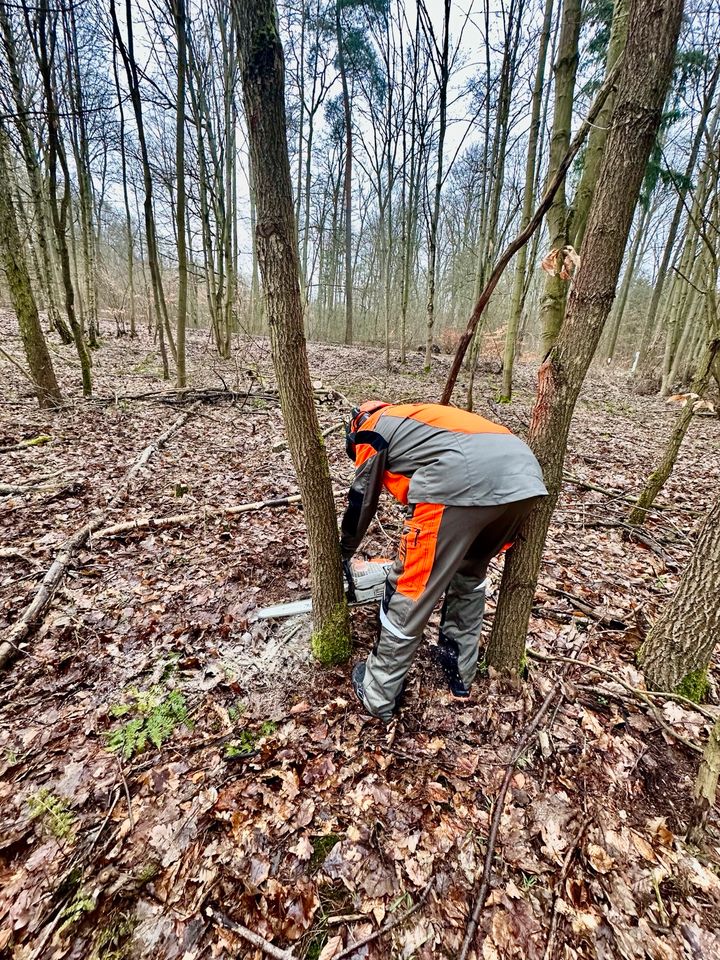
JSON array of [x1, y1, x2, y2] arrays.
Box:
[[345, 401, 391, 460]]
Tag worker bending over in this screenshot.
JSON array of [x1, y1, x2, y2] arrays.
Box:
[[342, 401, 547, 722]]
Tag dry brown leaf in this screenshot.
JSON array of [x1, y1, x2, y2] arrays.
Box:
[[317, 935, 343, 960], [587, 842, 615, 873], [630, 831, 656, 862]]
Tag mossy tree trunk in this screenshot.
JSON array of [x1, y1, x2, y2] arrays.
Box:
[[235, 0, 351, 664], [0, 127, 62, 408], [486, 0, 684, 673], [638, 494, 720, 697], [627, 338, 720, 526], [537, 0, 580, 359]]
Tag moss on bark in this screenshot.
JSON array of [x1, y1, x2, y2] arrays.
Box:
[[675, 668, 709, 704], [311, 601, 351, 665]]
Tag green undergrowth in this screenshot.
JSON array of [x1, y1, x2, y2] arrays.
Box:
[[28, 788, 75, 840], [311, 603, 351, 665], [224, 720, 277, 759], [106, 685, 191, 759], [92, 911, 138, 959], [675, 668, 709, 703], [59, 890, 96, 935]]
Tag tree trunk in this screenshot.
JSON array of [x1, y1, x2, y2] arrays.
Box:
[[336, 0, 353, 345], [568, 0, 629, 251], [501, 0, 553, 401], [111, 0, 175, 377], [423, 0, 450, 370], [636, 59, 720, 369], [0, 3, 71, 345], [604, 199, 651, 361], [638, 493, 720, 695], [0, 127, 62, 408], [486, 0, 684, 672], [627, 338, 720, 526], [174, 0, 188, 387], [236, 0, 351, 663], [687, 716, 720, 843], [537, 0, 580, 358]]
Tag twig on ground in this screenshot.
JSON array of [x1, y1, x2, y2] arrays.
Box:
[[210, 908, 296, 958], [528, 649, 706, 752], [94, 493, 304, 539], [540, 583, 628, 630], [0, 408, 197, 670], [458, 681, 564, 960], [0, 434, 53, 454], [332, 881, 433, 959], [542, 817, 592, 960], [562, 473, 703, 517]]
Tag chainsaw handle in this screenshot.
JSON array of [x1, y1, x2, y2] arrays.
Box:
[[342, 559, 357, 602]]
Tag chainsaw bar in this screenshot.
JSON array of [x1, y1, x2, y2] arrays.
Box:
[[254, 595, 378, 621]]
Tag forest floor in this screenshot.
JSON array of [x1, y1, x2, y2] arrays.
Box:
[[1, 312, 720, 960]]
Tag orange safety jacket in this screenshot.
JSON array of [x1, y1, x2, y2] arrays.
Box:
[[340, 403, 547, 559]]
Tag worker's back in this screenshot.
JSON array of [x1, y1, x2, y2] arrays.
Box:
[[355, 403, 547, 506]]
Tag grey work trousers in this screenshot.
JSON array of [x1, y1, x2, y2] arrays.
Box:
[[361, 497, 540, 721]]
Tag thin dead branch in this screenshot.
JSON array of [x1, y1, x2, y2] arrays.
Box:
[[0, 409, 197, 670], [210, 908, 296, 959], [459, 680, 564, 960], [332, 881, 433, 959], [94, 494, 304, 540], [528, 649, 706, 752]]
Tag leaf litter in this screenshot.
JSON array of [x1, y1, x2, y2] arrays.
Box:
[[1, 312, 720, 958]]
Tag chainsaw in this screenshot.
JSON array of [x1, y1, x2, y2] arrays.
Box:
[[254, 557, 393, 620]]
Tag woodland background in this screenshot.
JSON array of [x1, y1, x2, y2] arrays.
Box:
[[1, 0, 720, 958]]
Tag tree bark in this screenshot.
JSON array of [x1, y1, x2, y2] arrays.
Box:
[[174, 0, 188, 387], [500, 0, 553, 401], [486, 0, 684, 672], [628, 338, 720, 526], [0, 127, 62, 408], [638, 494, 720, 694], [441, 58, 623, 406], [336, 0, 354, 345], [235, 0, 351, 663], [422, 0, 450, 370], [537, 0, 580, 358]]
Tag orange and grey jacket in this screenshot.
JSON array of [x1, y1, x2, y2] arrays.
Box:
[[340, 403, 547, 559]]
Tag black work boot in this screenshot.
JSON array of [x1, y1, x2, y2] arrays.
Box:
[[351, 661, 406, 720], [434, 636, 471, 699]]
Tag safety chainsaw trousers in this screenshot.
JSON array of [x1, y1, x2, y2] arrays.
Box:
[[360, 496, 541, 722]]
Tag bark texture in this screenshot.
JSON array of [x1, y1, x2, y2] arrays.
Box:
[[236, 0, 350, 663], [638, 494, 720, 694], [628, 338, 720, 526], [486, 0, 684, 672], [0, 128, 62, 408]]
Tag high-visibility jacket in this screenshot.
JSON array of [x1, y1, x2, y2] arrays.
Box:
[[340, 403, 547, 559]]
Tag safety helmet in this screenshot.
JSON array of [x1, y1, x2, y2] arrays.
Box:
[[344, 400, 390, 461]]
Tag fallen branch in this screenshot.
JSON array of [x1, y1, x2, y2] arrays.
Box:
[[333, 881, 433, 959], [542, 817, 592, 960], [94, 494, 304, 540], [87, 386, 341, 407], [0, 434, 52, 454], [210, 908, 296, 959], [527, 649, 706, 753], [0, 479, 77, 496], [459, 680, 563, 960], [0, 409, 196, 670], [562, 473, 703, 517], [540, 584, 628, 631], [441, 57, 622, 404]]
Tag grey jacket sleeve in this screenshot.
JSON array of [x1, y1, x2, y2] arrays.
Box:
[[340, 443, 388, 559]]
